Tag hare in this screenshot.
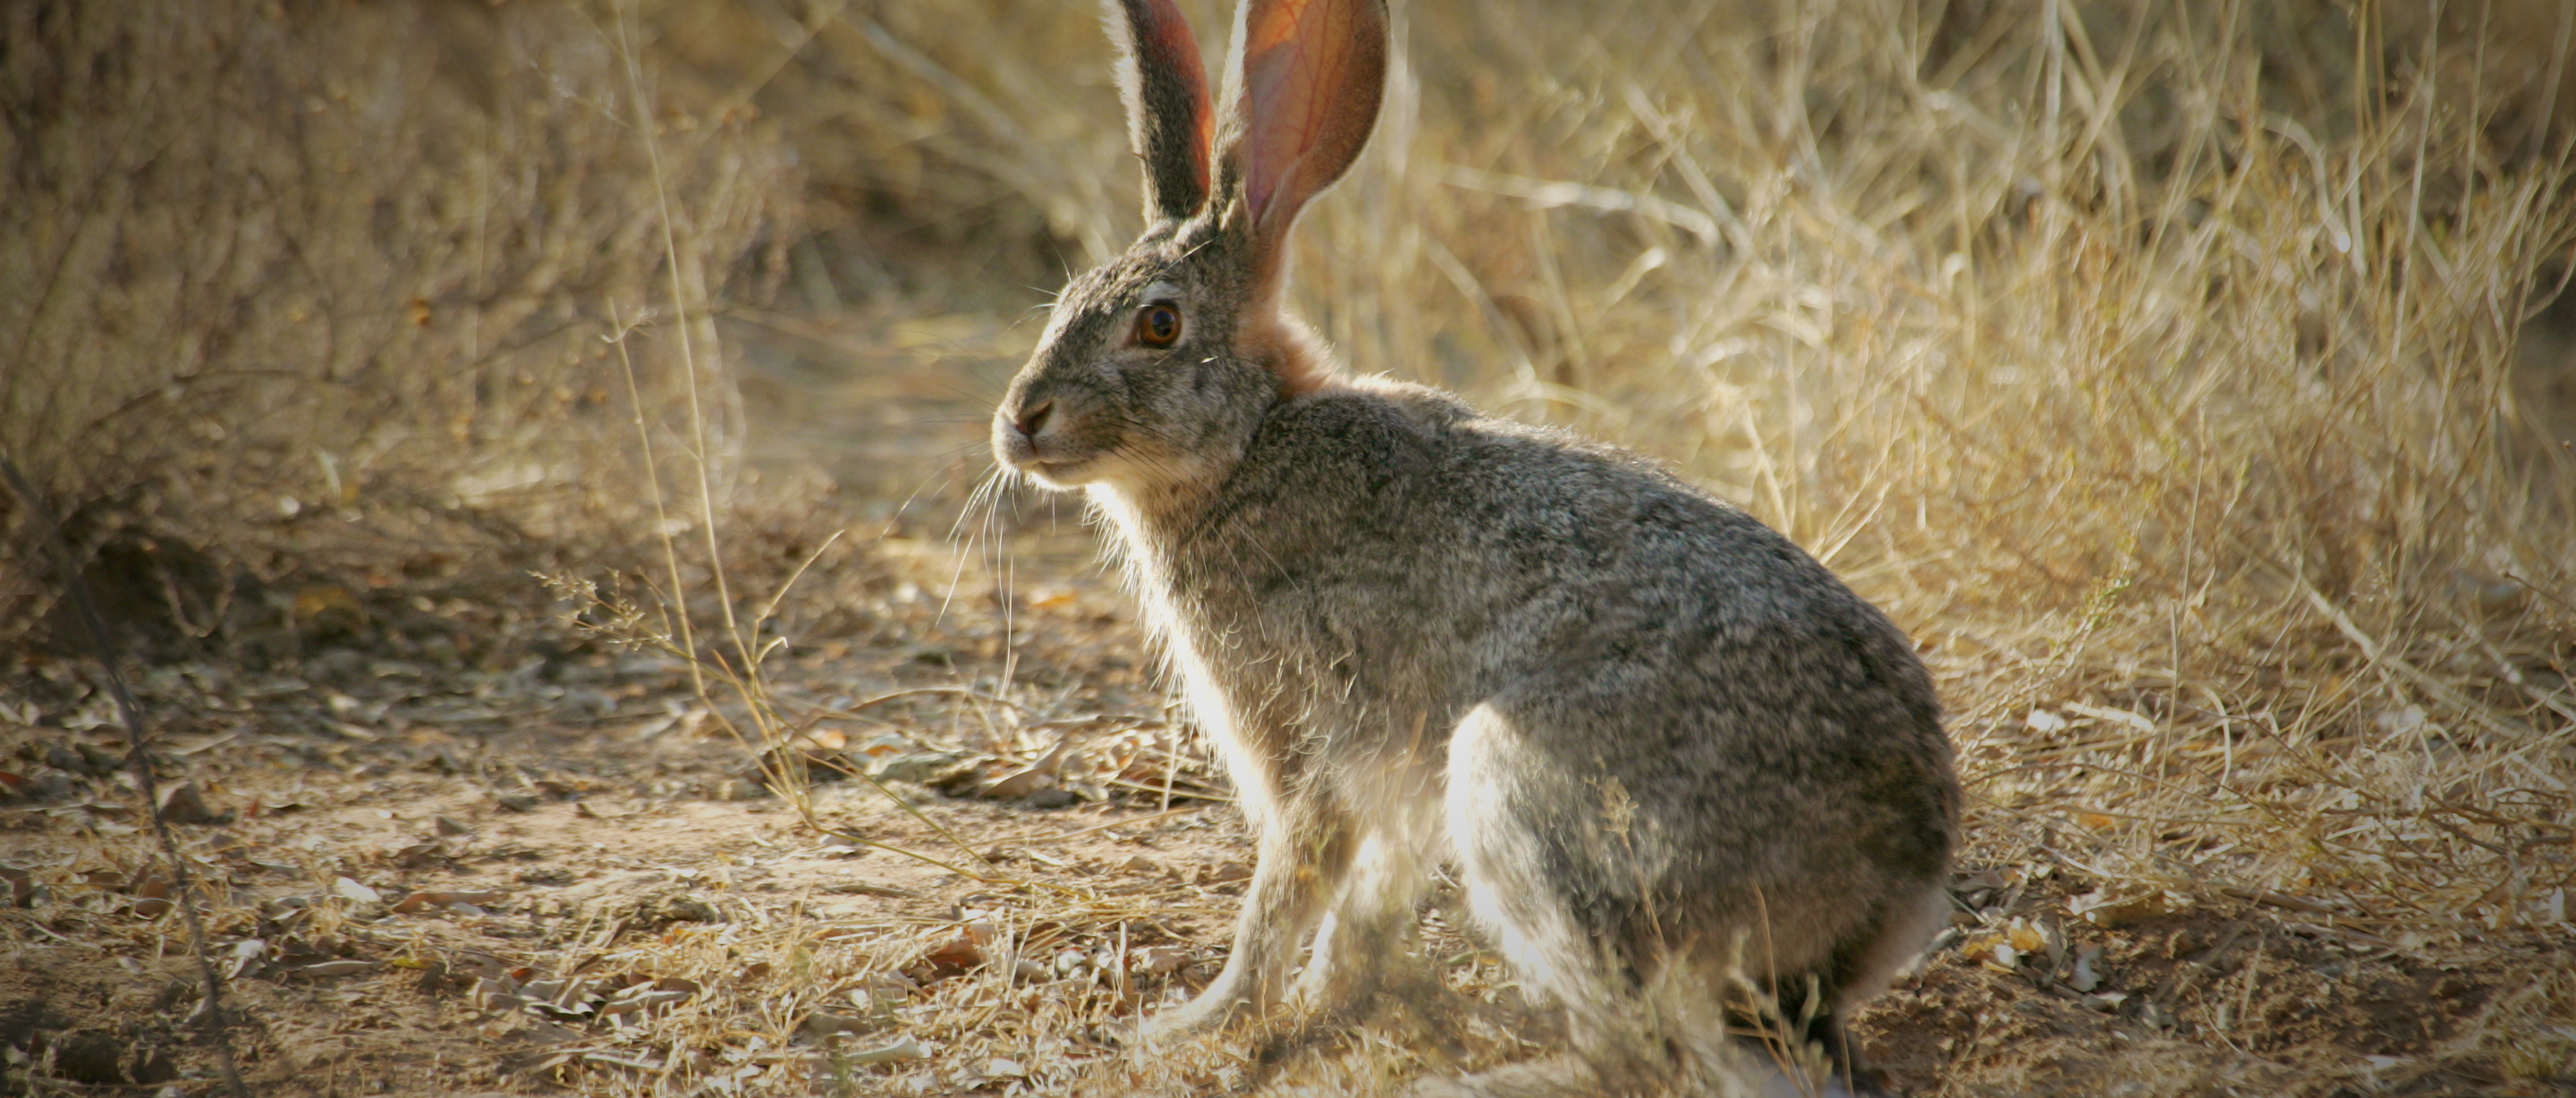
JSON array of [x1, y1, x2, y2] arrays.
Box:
[[989, 0, 1959, 1093]]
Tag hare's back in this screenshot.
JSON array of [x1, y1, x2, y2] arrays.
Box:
[[1241, 383, 1947, 765], [1311, 387, 1956, 862]]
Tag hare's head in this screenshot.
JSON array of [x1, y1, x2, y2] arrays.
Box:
[[993, 0, 1386, 495]]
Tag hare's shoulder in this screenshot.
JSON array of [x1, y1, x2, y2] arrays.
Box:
[[1262, 378, 1727, 517], [1247, 378, 1479, 475], [1259, 383, 1769, 552], [1292, 375, 1478, 431], [1282, 376, 1610, 463]]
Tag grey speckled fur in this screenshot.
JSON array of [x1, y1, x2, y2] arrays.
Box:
[[990, 0, 1959, 1091]]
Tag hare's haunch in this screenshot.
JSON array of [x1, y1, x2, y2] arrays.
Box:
[[990, 1, 1959, 1092]]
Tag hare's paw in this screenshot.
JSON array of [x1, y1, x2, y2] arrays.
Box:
[[1135, 984, 1256, 1046], [1289, 952, 1362, 1011]]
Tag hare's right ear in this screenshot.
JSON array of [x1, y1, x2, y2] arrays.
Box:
[[1108, 0, 1215, 223], [1211, 0, 1386, 299]]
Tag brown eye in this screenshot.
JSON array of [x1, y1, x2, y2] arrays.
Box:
[[1135, 303, 1182, 348]]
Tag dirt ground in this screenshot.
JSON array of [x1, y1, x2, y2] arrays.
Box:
[[4, 314, 2572, 1098]]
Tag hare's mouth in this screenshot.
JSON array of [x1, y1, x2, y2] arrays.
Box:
[[1022, 456, 1082, 478], [1011, 452, 1102, 489]]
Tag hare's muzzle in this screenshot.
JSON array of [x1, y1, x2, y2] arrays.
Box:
[[992, 393, 1074, 484]]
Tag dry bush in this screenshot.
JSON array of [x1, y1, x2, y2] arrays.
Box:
[[0, 0, 796, 650]]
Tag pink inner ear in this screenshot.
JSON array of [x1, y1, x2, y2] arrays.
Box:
[[1242, 0, 1353, 224]]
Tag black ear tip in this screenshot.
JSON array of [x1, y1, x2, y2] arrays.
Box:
[[1114, 0, 1215, 221]]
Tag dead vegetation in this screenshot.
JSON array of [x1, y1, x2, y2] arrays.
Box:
[[0, 0, 794, 657], [4, 0, 2575, 1096]]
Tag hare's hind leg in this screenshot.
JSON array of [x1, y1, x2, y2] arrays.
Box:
[[1720, 884, 1945, 1097], [1440, 705, 1633, 1045], [1439, 705, 1769, 1097]]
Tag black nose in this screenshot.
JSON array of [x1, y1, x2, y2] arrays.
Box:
[[1014, 399, 1054, 439]]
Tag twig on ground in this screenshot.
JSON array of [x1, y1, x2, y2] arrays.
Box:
[[1, 456, 251, 1098]]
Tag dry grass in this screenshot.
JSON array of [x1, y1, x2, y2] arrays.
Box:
[[0, 0, 794, 650], [6, 0, 2576, 1095]]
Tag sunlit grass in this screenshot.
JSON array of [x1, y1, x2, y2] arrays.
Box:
[[4, 0, 2571, 1094]]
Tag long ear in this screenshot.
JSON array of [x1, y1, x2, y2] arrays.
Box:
[[1216, 0, 1387, 281], [1108, 0, 1215, 223]]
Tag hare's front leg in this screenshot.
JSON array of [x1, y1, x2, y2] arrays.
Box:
[[1142, 781, 1356, 1042]]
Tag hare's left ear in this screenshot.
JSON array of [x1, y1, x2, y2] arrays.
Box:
[[1109, 0, 1216, 223], [1215, 0, 1387, 287]]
